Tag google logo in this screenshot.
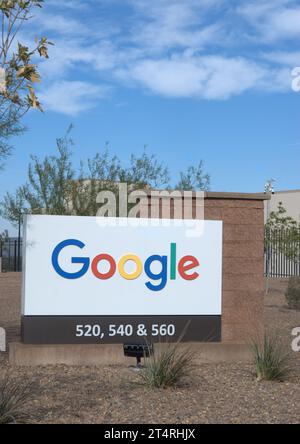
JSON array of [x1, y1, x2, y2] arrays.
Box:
[[52, 239, 200, 292]]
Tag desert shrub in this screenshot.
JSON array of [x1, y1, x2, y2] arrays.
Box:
[[139, 344, 195, 389], [285, 277, 300, 310], [0, 374, 32, 424], [251, 334, 292, 381]]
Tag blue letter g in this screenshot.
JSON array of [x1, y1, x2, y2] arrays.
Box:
[[52, 239, 90, 280]]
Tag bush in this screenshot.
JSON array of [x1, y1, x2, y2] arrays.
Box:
[[251, 334, 292, 382], [139, 344, 195, 389], [285, 277, 300, 310], [0, 374, 32, 424]]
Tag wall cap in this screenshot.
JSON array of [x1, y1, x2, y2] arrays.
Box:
[[143, 191, 272, 201], [204, 192, 271, 201]]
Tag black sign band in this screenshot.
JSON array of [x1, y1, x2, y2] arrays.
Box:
[[21, 315, 221, 344]]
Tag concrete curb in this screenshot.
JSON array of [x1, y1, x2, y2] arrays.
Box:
[[9, 342, 252, 366]]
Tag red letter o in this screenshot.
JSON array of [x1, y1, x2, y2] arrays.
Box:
[[91, 254, 116, 280]]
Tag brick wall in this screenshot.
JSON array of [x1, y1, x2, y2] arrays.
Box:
[[142, 192, 267, 344], [204, 197, 265, 343]]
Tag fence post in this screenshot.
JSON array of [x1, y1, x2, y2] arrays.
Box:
[[0, 327, 5, 352]]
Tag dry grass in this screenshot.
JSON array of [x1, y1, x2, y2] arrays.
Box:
[[251, 334, 293, 381], [138, 344, 195, 388], [0, 372, 34, 424]]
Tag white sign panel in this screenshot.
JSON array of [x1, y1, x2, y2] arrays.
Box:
[[22, 215, 223, 317]]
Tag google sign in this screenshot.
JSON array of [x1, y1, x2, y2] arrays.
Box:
[[22, 215, 223, 344], [52, 240, 200, 291]]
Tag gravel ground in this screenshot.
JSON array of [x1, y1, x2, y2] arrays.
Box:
[[0, 273, 299, 424]]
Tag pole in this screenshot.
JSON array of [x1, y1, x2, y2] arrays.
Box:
[[17, 214, 21, 272], [266, 197, 271, 295]]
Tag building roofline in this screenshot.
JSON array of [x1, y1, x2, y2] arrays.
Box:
[[273, 189, 300, 194]]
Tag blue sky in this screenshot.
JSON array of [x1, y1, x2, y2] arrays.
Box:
[[0, 0, 300, 233]]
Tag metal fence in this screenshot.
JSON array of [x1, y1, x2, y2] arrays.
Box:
[[265, 228, 300, 278], [0, 238, 22, 272]]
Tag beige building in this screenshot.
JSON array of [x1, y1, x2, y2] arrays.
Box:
[[264, 189, 300, 223]]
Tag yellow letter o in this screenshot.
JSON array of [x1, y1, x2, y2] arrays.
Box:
[[118, 254, 143, 280]]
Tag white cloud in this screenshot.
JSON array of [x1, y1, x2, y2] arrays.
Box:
[[117, 57, 207, 97], [39, 38, 144, 82], [38, 81, 108, 116], [259, 67, 291, 92], [238, 0, 300, 42], [201, 57, 265, 99], [269, 7, 300, 40], [117, 54, 290, 99], [47, 0, 88, 10], [262, 51, 300, 66], [128, 0, 224, 52], [31, 11, 89, 36]]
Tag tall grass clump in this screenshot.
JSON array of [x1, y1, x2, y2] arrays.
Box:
[[0, 374, 32, 424], [139, 344, 195, 389], [251, 334, 293, 382]]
